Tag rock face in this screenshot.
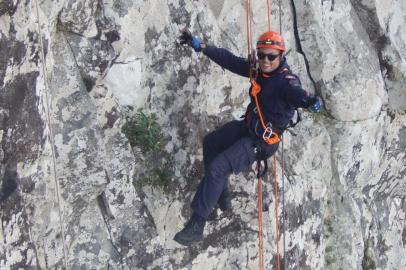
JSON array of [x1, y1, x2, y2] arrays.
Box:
[[0, 0, 404, 269]]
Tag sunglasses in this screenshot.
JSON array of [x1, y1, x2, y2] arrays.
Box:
[[257, 51, 280, 61]]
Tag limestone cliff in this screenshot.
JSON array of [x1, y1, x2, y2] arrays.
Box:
[[0, 0, 404, 269]]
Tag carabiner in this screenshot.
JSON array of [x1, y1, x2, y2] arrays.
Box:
[[262, 123, 281, 145], [262, 126, 273, 140], [262, 123, 273, 140]]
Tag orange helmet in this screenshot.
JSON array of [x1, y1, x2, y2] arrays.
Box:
[[256, 31, 286, 52]]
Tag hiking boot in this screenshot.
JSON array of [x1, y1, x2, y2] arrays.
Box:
[[218, 189, 232, 211], [174, 213, 206, 246]]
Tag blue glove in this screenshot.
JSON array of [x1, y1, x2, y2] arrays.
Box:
[[308, 98, 322, 113], [190, 36, 202, 52], [179, 29, 202, 52]]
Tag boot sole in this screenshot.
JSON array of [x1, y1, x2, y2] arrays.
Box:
[[173, 234, 203, 246]]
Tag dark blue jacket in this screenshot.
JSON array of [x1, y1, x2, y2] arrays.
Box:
[[203, 45, 318, 130]]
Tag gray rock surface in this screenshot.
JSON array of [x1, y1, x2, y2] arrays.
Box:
[[0, 0, 404, 269]]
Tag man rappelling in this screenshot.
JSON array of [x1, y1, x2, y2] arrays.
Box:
[[174, 28, 322, 246]]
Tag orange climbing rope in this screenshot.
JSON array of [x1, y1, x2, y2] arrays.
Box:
[[267, 0, 272, 31], [273, 155, 281, 270], [246, 2, 264, 269], [246, 0, 252, 60], [245, 1, 282, 269], [257, 162, 264, 270]]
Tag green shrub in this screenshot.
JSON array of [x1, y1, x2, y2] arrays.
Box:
[[122, 107, 174, 190], [122, 107, 164, 154]]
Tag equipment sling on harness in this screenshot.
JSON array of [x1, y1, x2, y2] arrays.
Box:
[[250, 80, 282, 145]]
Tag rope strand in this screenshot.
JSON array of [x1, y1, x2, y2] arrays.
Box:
[[267, 0, 272, 31], [257, 162, 264, 270], [273, 156, 281, 270], [246, 0, 251, 57], [34, 0, 69, 269], [278, 0, 286, 268], [279, 0, 282, 34], [282, 135, 286, 270]]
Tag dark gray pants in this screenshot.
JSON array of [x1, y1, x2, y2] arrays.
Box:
[[191, 120, 279, 218]]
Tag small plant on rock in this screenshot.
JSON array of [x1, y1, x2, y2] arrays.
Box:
[[122, 107, 164, 154], [122, 107, 174, 190]]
